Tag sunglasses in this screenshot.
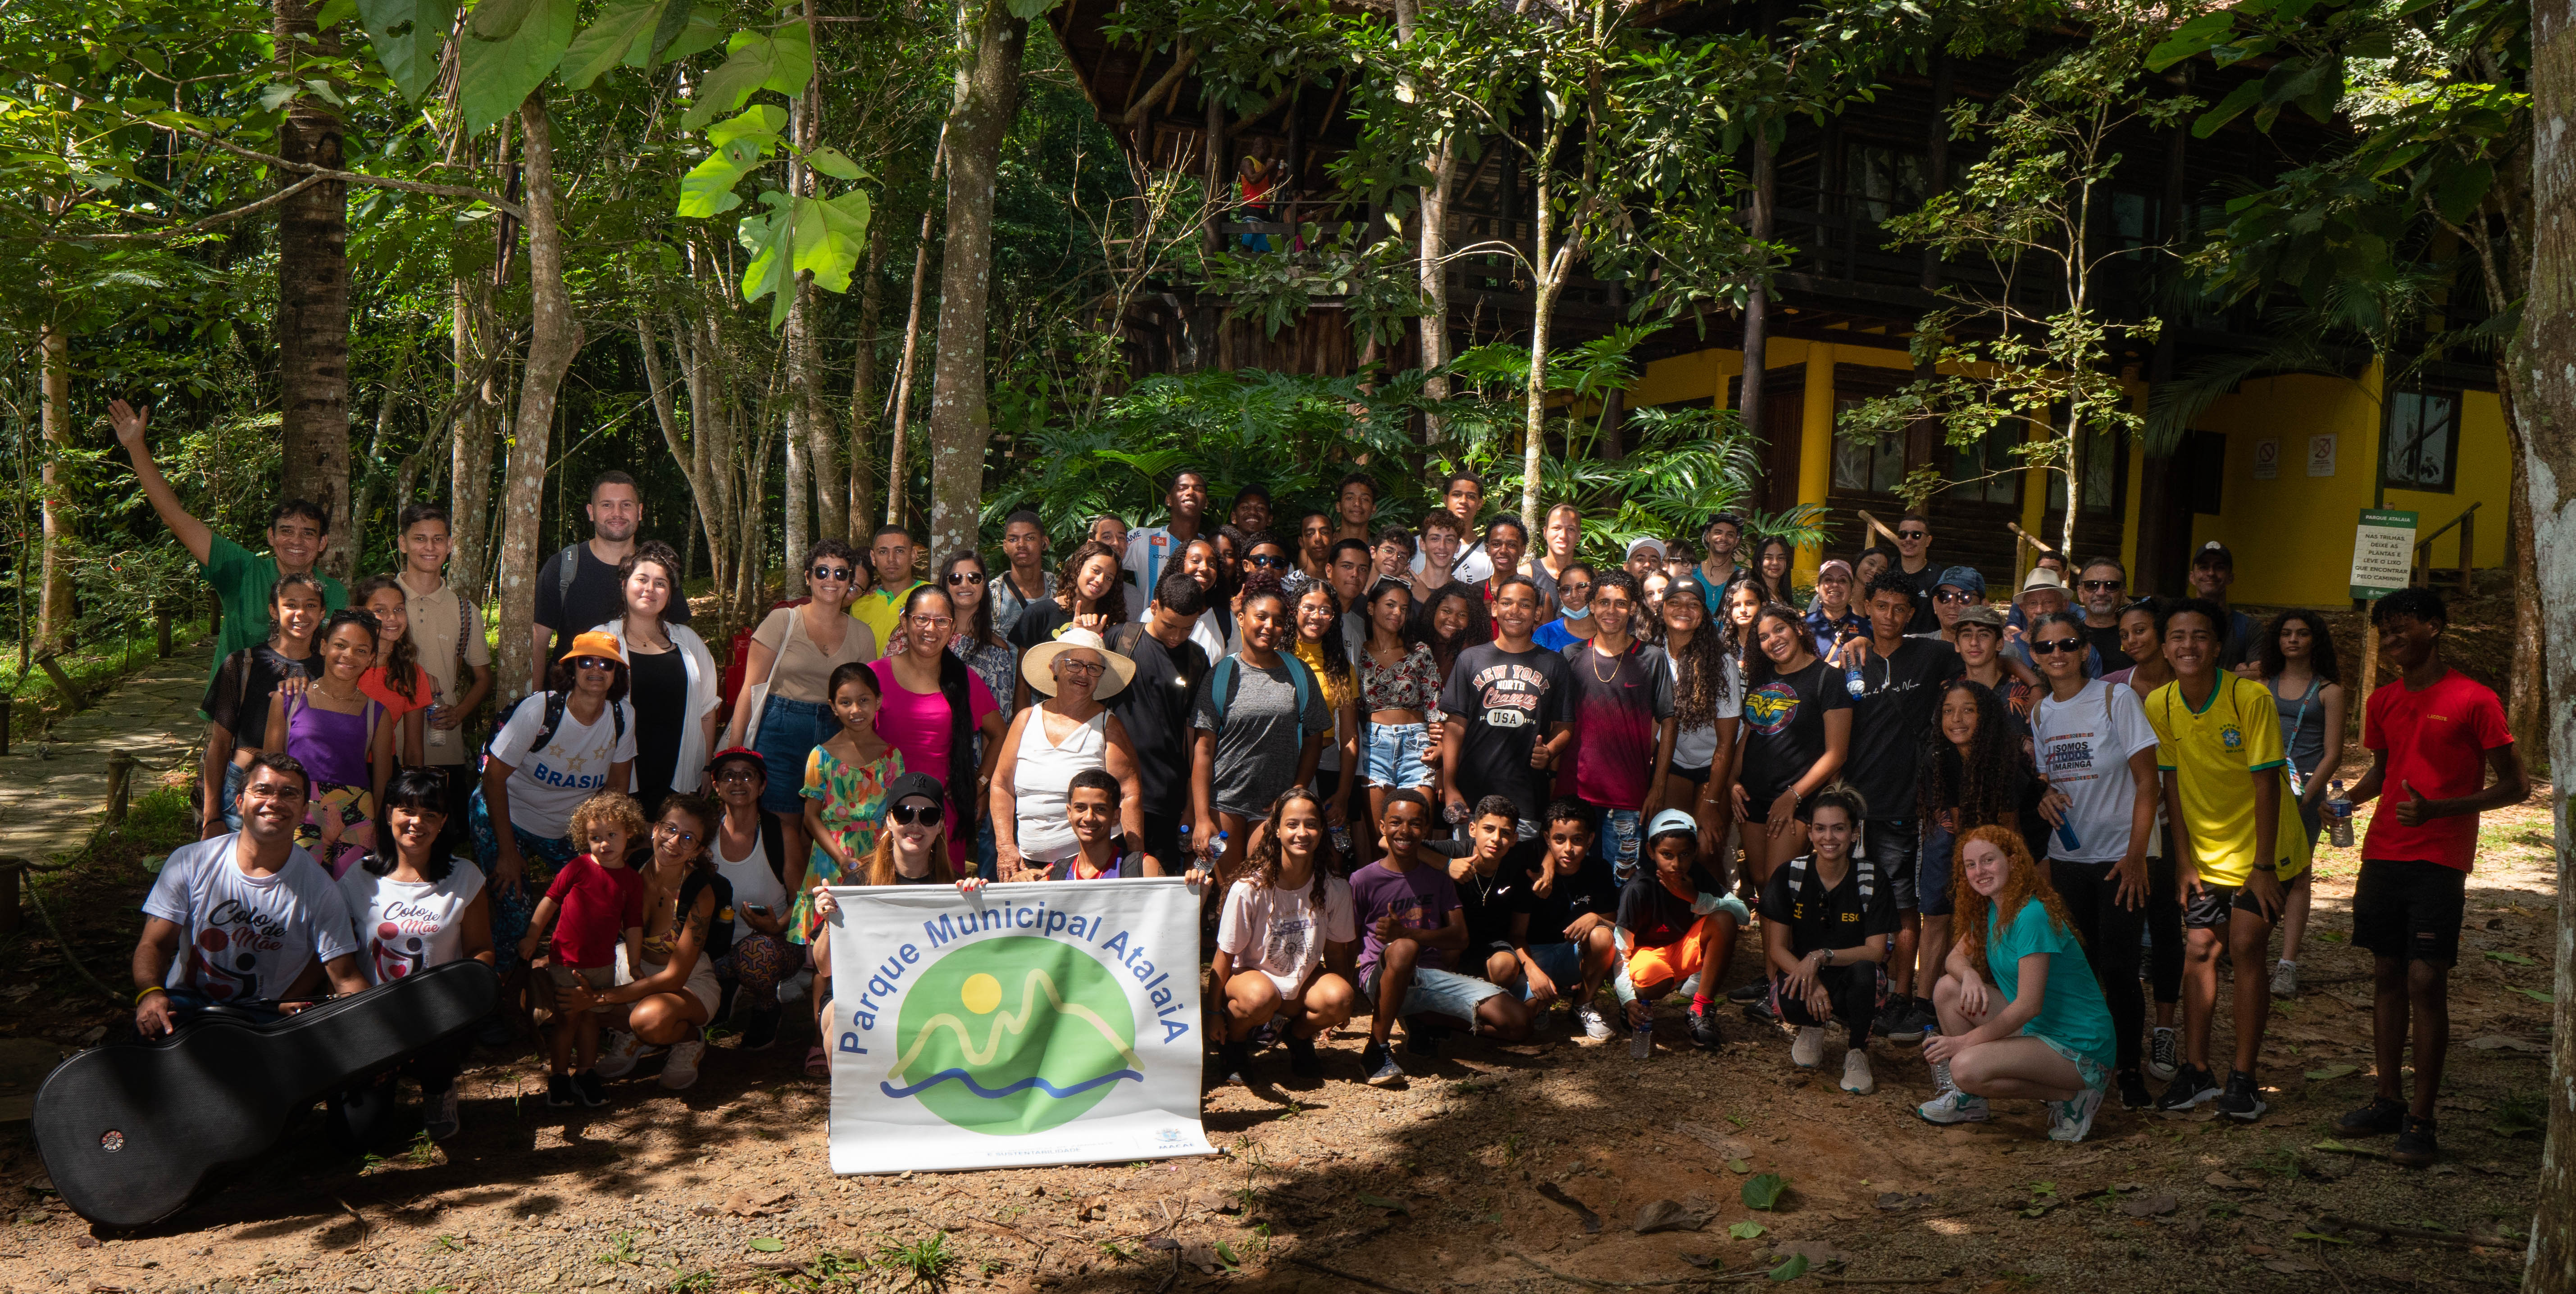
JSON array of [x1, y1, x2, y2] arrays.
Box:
[[947, 570, 987, 586], [810, 564, 854, 581], [1934, 591, 1978, 604], [2079, 579, 2123, 592], [2030, 637, 2085, 655], [1897, 530, 1929, 540], [712, 767, 761, 783], [889, 801, 944, 826], [1247, 554, 1289, 568], [573, 656, 619, 671]]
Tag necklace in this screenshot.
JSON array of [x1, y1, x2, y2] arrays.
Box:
[[1588, 640, 1624, 683]]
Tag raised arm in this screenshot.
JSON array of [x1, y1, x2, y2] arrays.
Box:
[[108, 401, 214, 566]]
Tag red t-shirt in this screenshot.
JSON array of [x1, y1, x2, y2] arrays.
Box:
[[2361, 668, 2511, 872], [868, 658, 999, 790], [360, 664, 434, 718], [543, 853, 648, 968]]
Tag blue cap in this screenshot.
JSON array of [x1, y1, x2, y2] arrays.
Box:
[[1646, 808, 1699, 841], [1935, 565, 1987, 599]]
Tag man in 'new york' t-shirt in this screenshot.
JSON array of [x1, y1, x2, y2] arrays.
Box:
[[1438, 578, 1572, 835]]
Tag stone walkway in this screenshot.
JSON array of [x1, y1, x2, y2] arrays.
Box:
[[0, 644, 212, 864]]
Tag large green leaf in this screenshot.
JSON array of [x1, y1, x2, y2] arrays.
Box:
[[675, 106, 785, 218], [680, 19, 812, 128], [738, 189, 875, 325], [469, 0, 533, 39], [355, 0, 458, 101], [458, 0, 578, 133], [560, 0, 664, 88], [649, 3, 727, 64]]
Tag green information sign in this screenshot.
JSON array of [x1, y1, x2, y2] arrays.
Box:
[[2348, 508, 2418, 600]]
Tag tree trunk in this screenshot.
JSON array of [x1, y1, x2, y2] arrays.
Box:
[[784, 431, 810, 591], [492, 92, 583, 709], [885, 136, 946, 531], [1392, 0, 1450, 438], [274, 0, 353, 579], [924, 0, 1025, 555], [2506, 14, 2576, 1286], [786, 71, 844, 549], [448, 277, 496, 597], [36, 321, 73, 654], [848, 218, 889, 536], [1739, 128, 1773, 479]]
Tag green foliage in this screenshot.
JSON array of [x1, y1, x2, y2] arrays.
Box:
[[356, 0, 460, 100], [458, 0, 579, 133], [1202, 221, 1424, 346], [874, 1233, 958, 1287], [1742, 1173, 1787, 1211]]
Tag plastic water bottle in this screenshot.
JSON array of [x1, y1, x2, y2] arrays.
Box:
[[1630, 1016, 1655, 1060], [2327, 781, 2355, 849], [1844, 666, 1865, 700]]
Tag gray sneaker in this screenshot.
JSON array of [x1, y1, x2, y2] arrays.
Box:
[[2270, 960, 2299, 998]]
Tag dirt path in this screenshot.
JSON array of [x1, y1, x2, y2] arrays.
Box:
[[0, 644, 211, 866], [1, 799, 2557, 1294]]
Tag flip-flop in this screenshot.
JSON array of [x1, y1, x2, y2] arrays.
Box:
[[804, 1044, 829, 1077]]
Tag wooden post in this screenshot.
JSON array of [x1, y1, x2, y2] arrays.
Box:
[[2457, 509, 2474, 593], [0, 695, 11, 758], [36, 654, 84, 712], [156, 602, 173, 658], [105, 750, 137, 836], [0, 858, 20, 935]]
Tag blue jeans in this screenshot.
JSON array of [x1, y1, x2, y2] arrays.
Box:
[[469, 786, 580, 975], [218, 762, 246, 830], [752, 698, 835, 816], [1593, 806, 1643, 885]]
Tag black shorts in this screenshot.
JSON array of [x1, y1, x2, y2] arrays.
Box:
[[2181, 881, 2278, 931], [1669, 763, 1710, 787], [2353, 859, 2468, 963], [1861, 818, 1918, 912]]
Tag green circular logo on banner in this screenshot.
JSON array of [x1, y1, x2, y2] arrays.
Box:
[[882, 936, 1142, 1135]]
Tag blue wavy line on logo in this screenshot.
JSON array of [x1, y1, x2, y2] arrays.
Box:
[[880, 1068, 1144, 1100]]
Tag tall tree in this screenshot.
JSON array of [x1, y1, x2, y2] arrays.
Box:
[[274, 0, 353, 579], [492, 91, 582, 706], [2509, 4, 2576, 1280], [924, 0, 1025, 554]]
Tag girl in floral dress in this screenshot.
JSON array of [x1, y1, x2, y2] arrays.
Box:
[[792, 662, 906, 944]]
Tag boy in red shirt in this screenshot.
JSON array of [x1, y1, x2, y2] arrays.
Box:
[[2332, 588, 2529, 1167], [518, 790, 651, 1108]]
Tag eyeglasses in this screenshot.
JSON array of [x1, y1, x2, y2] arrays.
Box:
[[2030, 637, 2085, 655], [1247, 554, 1289, 569], [810, 564, 854, 581], [889, 800, 945, 826], [1934, 591, 1977, 604], [907, 613, 955, 630], [947, 571, 986, 586], [655, 823, 701, 845], [573, 657, 619, 671], [1897, 529, 1929, 540], [1056, 658, 1106, 676], [713, 767, 760, 784]]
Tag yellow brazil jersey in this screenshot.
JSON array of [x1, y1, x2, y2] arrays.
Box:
[[2145, 673, 2311, 888], [847, 580, 921, 659]]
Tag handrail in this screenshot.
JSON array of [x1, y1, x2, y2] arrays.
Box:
[[2414, 500, 2480, 547], [2412, 500, 2480, 594]]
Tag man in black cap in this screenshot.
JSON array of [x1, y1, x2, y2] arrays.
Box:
[[2189, 542, 2259, 671]]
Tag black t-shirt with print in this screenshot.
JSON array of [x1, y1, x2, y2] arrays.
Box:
[[1758, 854, 1898, 958], [1438, 641, 1573, 823], [1512, 852, 1620, 947], [1737, 659, 1854, 811], [1842, 638, 1958, 821], [1422, 838, 1534, 954]]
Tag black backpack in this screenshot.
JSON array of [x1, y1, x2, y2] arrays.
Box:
[[483, 690, 626, 766]]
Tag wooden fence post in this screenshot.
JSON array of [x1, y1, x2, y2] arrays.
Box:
[[0, 858, 20, 934], [105, 751, 138, 836], [156, 602, 173, 658]]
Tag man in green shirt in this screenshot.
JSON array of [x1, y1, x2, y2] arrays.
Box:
[[110, 400, 348, 704], [849, 524, 922, 654]]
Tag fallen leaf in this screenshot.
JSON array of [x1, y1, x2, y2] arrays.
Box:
[[2119, 1194, 2178, 1217], [1726, 1158, 1752, 1175], [746, 1239, 784, 1253], [1729, 1221, 1769, 1240], [1142, 1237, 1180, 1252], [1768, 1253, 1810, 1282], [1180, 1241, 1220, 1273], [1634, 1198, 1718, 1235], [2508, 987, 2555, 1004], [2243, 1203, 2294, 1222], [2302, 1064, 2359, 1081], [2468, 1035, 2544, 1053], [2312, 1140, 2387, 1159], [1742, 1174, 1787, 1211], [2483, 949, 2535, 966], [1356, 1193, 1410, 1214], [2244, 1244, 2274, 1257]]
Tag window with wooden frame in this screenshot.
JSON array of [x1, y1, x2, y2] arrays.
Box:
[[2381, 389, 2460, 493]]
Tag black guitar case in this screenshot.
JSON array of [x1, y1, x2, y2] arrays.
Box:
[[32, 959, 497, 1228]]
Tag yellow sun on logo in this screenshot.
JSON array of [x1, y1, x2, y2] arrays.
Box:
[[960, 972, 1003, 1015]]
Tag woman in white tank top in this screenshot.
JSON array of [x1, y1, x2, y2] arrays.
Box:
[[989, 628, 1149, 879]]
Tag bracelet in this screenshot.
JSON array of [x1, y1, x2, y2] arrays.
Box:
[[136, 985, 167, 1005]]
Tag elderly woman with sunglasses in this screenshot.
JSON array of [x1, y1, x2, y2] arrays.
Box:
[[720, 539, 878, 887]]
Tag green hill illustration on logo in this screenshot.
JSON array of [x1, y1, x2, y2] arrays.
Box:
[[881, 936, 1143, 1135]]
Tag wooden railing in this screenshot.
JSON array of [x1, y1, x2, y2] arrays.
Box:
[[2412, 501, 2479, 593]]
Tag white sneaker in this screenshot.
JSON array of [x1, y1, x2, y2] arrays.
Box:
[[658, 1030, 706, 1090], [2270, 960, 2299, 998], [1790, 1026, 1825, 1069], [423, 1087, 461, 1141], [1575, 1001, 1615, 1041], [596, 1030, 650, 1079], [1839, 1049, 1875, 1095], [1916, 1089, 1991, 1125], [2144, 1027, 2180, 1083], [2048, 1086, 2106, 1142], [777, 968, 815, 1005]]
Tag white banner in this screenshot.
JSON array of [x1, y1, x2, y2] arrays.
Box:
[[824, 878, 1215, 1175]]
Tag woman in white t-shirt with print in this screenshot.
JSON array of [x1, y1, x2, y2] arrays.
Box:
[[1211, 787, 1357, 1086], [2026, 609, 2163, 1111], [336, 769, 493, 1143]]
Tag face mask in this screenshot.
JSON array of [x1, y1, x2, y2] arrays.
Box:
[[1562, 601, 1593, 621]]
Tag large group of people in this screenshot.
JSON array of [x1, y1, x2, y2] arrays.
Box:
[[105, 408, 2529, 1165]]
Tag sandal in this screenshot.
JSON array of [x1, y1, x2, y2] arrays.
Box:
[[805, 1044, 829, 1077]]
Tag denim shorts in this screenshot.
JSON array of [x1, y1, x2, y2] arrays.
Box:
[[1364, 722, 1434, 789], [1361, 962, 1506, 1022], [1517, 942, 1586, 1001], [1920, 823, 1957, 917], [218, 761, 246, 830], [753, 698, 836, 816]]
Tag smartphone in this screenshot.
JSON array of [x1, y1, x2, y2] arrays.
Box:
[[744, 904, 770, 915]]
